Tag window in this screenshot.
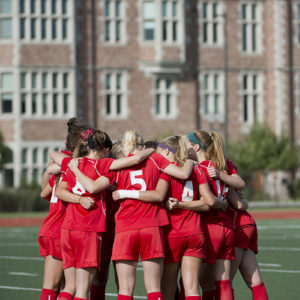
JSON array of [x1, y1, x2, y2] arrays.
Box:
[[201, 72, 224, 118], [0, 72, 13, 114], [103, 0, 125, 43], [240, 2, 261, 54], [201, 1, 223, 46], [241, 73, 263, 125], [0, 0, 12, 39], [103, 72, 127, 118], [20, 70, 72, 118], [154, 78, 177, 118], [161, 0, 179, 43], [19, 0, 71, 41], [2, 147, 13, 188], [142, 0, 181, 43]]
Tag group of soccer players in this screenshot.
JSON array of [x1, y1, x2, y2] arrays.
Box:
[[38, 117, 269, 300]]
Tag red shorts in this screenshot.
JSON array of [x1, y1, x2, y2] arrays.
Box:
[[234, 224, 258, 254], [164, 233, 206, 263], [203, 223, 235, 264], [38, 236, 62, 260], [61, 229, 102, 269], [111, 227, 165, 261]]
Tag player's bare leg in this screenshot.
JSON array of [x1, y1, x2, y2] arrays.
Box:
[[181, 256, 202, 297], [116, 260, 138, 296], [42, 255, 64, 291], [75, 267, 97, 299], [230, 247, 245, 281]]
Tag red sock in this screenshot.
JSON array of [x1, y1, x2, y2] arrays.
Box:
[[117, 295, 133, 300], [215, 280, 233, 300], [147, 292, 163, 300], [186, 296, 201, 300], [202, 290, 216, 300], [73, 298, 87, 300], [58, 291, 73, 300], [39, 288, 58, 300], [178, 277, 185, 300], [251, 283, 268, 300], [90, 284, 105, 300]]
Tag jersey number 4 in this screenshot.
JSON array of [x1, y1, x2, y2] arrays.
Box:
[[130, 170, 146, 191]]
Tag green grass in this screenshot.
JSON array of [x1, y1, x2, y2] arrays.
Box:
[[0, 219, 299, 299], [0, 212, 47, 218]]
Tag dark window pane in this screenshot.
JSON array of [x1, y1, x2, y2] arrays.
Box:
[[32, 93, 37, 114], [243, 95, 248, 121], [21, 93, 26, 114], [53, 93, 58, 113], [62, 19, 67, 39], [116, 94, 121, 114], [4, 169, 14, 187], [106, 95, 111, 114], [155, 94, 160, 114], [31, 18, 36, 39], [2, 94, 12, 113], [63, 93, 68, 114], [41, 18, 47, 39], [20, 18, 25, 39], [52, 19, 57, 39], [42, 94, 47, 114]]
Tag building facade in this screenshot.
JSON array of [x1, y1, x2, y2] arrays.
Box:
[[0, 0, 299, 187]]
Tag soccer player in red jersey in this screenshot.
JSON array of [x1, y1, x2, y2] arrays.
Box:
[[38, 117, 91, 300], [113, 135, 210, 300], [207, 159, 268, 300], [185, 130, 245, 300], [70, 130, 195, 300]]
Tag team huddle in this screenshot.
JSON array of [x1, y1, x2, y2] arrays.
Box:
[[38, 117, 269, 300]]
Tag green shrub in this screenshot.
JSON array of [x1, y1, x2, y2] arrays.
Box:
[[0, 187, 49, 212]]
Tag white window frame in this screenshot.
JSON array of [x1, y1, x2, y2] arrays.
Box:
[[18, 0, 72, 43], [0, 0, 12, 40], [139, 0, 182, 45], [20, 69, 75, 119], [240, 72, 263, 127], [239, 1, 262, 55], [0, 71, 14, 115], [101, 70, 128, 119], [200, 1, 224, 47], [152, 77, 178, 119], [101, 0, 126, 45], [200, 71, 225, 122]]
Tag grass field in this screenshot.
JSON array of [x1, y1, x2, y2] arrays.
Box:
[[0, 218, 299, 299]]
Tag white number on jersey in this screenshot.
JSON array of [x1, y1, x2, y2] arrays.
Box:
[[130, 170, 147, 191], [72, 179, 86, 195], [50, 177, 62, 203], [181, 180, 194, 202]]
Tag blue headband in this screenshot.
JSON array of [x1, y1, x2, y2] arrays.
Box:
[[187, 133, 207, 151], [158, 143, 176, 154]]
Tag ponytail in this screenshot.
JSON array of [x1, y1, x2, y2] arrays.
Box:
[[191, 130, 226, 171], [161, 135, 188, 167], [122, 130, 144, 156]]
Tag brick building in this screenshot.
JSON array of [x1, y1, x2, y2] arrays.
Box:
[[0, 0, 299, 187]]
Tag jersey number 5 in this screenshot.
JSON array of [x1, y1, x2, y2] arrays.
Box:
[[130, 170, 146, 191]]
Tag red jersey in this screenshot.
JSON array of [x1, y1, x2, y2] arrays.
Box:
[[225, 158, 255, 228], [197, 161, 232, 228], [105, 153, 171, 233], [39, 173, 67, 239], [61, 156, 114, 233], [160, 165, 207, 237]]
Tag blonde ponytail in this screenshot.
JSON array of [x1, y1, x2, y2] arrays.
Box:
[[122, 130, 144, 156], [161, 135, 188, 167]]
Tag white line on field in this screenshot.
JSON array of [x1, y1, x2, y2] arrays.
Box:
[[9, 272, 39, 277], [0, 286, 147, 298], [259, 263, 281, 267], [261, 269, 300, 274], [0, 255, 43, 261], [259, 246, 300, 251], [258, 225, 300, 230]]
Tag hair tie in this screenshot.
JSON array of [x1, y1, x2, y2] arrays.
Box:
[[80, 128, 94, 140], [158, 143, 177, 154], [187, 132, 207, 151]]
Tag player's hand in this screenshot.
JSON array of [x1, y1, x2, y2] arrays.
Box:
[[112, 191, 121, 201], [79, 197, 95, 210], [69, 158, 79, 171], [207, 166, 220, 179], [167, 197, 180, 210]]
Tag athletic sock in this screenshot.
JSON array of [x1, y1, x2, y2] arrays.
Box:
[[117, 295, 133, 300], [202, 290, 216, 300], [147, 292, 163, 300], [39, 288, 58, 300], [186, 296, 201, 300], [73, 298, 87, 300], [57, 291, 73, 300], [215, 280, 233, 300], [251, 282, 268, 300], [90, 284, 106, 300]]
